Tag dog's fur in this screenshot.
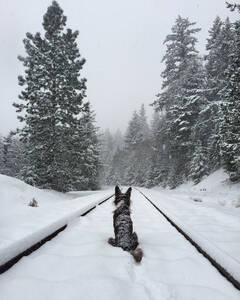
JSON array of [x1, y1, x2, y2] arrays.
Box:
[[108, 186, 143, 263]]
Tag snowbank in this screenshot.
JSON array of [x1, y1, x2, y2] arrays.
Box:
[[0, 174, 113, 266], [174, 169, 240, 208], [138, 169, 240, 285]]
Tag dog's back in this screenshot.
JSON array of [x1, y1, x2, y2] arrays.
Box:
[[108, 186, 143, 263], [113, 202, 138, 251]]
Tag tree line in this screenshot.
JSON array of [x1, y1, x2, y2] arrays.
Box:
[[101, 8, 240, 188], [1, 2, 240, 191]]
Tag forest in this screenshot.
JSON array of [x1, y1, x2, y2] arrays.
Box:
[[0, 1, 240, 190]]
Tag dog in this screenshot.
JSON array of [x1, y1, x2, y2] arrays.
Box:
[[108, 186, 143, 263]]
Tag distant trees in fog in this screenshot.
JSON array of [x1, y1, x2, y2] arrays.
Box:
[[101, 11, 240, 187]]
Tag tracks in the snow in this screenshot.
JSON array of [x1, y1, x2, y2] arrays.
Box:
[[2, 187, 240, 293], [0, 194, 114, 275], [136, 188, 240, 291]]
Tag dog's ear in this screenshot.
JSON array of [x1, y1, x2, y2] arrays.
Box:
[[115, 185, 121, 196], [125, 187, 132, 197]]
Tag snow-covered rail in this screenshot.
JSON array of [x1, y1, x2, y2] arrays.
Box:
[[0, 194, 114, 275], [136, 188, 240, 291], [1, 188, 239, 300]]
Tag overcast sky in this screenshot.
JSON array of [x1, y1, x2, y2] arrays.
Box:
[[0, 0, 238, 136]]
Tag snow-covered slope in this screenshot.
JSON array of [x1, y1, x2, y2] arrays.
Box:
[[0, 173, 100, 208], [0, 174, 113, 266], [174, 169, 240, 208]]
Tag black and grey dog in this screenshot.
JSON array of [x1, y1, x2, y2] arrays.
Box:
[[108, 186, 143, 263]]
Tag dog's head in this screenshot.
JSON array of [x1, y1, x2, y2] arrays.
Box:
[[114, 186, 132, 207]]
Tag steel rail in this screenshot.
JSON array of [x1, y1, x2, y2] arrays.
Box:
[[0, 194, 114, 275], [136, 188, 240, 291]]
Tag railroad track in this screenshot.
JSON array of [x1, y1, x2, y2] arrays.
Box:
[[0, 194, 114, 275], [1, 188, 239, 293], [136, 188, 240, 291]]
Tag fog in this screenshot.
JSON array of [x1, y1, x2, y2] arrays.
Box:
[[0, 0, 238, 135]]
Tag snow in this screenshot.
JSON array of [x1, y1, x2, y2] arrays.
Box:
[[0, 189, 239, 300], [138, 169, 240, 284], [176, 169, 240, 208], [0, 174, 113, 266], [0, 172, 240, 299]]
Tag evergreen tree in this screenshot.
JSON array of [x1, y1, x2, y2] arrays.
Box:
[[105, 106, 151, 187], [226, 2, 240, 11], [99, 129, 114, 185], [205, 16, 223, 88], [0, 135, 4, 174], [189, 141, 209, 184], [138, 104, 150, 141], [1, 133, 25, 178], [14, 1, 99, 191], [113, 129, 124, 150], [106, 147, 127, 185], [124, 105, 151, 186], [125, 105, 149, 149], [124, 111, 141, 185], [201, 17, 234, 171], [153, 16, 203, 187], [99, 129, 125, 185], [153, 16, 201, 110], [125, 111, 142, 149], [146, 112, 169, 187], [75, 105, 100, 190], [220, 14, 240, 182]]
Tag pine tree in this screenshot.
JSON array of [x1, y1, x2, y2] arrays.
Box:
[[125, 111, 141, 150], [138, 104, 150, 141], [0, 135, 5, 174], [74, 104, 101, 190], [226, 2, 240, 11], [106, 147, 127, 185], [13, 1, 98, 191], [125, 105, 149, 149], [113, 129, 124, 150], [1, 133, 25, 178], [153, 16, 203, 187], [201, 17, 234, 171], [189, 141, 209, 184], [153, 16, 201, 110], [124, 105, 151, 186], [205, 16, 223, 88], [99, 129, 125, 185], [146, 112, 168, 187], [220, 14, 240, 182], [99, 129, 114, 185]]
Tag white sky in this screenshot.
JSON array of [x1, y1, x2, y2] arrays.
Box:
[[0, 0, 238, 135]]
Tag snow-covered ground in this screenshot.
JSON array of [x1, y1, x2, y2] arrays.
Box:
[[0, 174, 113, 266], [0, 189, 239, 300], [138, 169, 240, 284], [1, 171, 239, 299], [174, 169, 240, 208]]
